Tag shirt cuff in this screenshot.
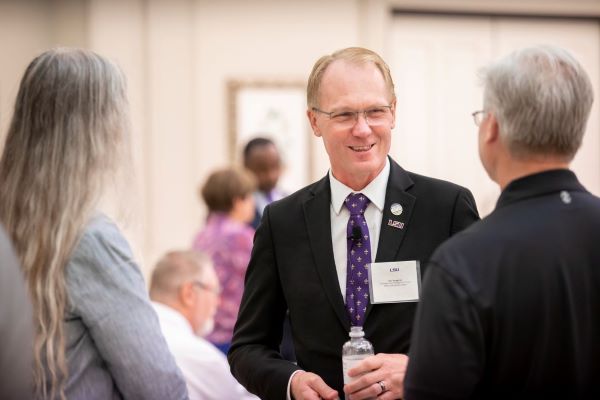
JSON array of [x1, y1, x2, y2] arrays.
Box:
[[286, 370, 304, 400]]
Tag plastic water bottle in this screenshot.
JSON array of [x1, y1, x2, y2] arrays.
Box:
[[342, 326, 374, 384]]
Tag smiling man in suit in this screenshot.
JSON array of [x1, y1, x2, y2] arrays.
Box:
[[228, 47, 479, 400]]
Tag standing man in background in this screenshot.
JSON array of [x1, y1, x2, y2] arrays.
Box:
[[150, 250, 258, 400], [229, 47, 479, 400], [405, 45, 600, 399], [243, 137, 287, 229], [243, 137, 297, 362]]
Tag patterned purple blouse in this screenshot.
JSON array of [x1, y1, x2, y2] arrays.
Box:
[[192, 212, 255, 344]]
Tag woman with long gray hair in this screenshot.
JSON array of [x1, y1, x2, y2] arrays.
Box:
[[0, 48, 188, 399]]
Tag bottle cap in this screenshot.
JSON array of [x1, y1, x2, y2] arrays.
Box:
[[349, 326, 365, 338]]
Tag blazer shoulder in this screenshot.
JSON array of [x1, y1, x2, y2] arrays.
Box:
[[270, 175, 328, 210], [406, 170, 473, 197], [400, 169, 480, 228], [388, 158, 471, 196]]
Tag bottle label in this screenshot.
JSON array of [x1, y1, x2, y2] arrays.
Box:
[[342, 355, 367, 384]]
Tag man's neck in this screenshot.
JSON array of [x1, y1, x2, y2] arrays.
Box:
[[332, 163, 387, 192], [496, 157, 570, 190]]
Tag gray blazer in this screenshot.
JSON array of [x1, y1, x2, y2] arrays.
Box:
[[0, 224, 33, 400], [62, 214, 188, 399]]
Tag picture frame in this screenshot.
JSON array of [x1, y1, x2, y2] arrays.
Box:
[[227, 79, 312, 193]]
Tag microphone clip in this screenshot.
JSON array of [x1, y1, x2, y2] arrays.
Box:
[[349, 226, 362, 242]]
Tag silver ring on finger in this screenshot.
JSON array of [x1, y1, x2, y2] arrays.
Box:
[[378, 380, 387, 393]]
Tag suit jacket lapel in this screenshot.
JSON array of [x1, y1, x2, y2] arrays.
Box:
[[304, 175, 350, 331], [365, 159, 416, 321], [375, 160, 415, 262]]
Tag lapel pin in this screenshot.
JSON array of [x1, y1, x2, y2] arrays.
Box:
[[390, 203, 403, 216], [387, 219, 404, 229]]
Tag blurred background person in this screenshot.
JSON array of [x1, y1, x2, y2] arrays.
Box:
[[150, 250, 259, 400], [243, 137, 287, 229], [405, 45, 600, 399], [192, 167, 256, 354], [0, 224, 33, 400], [243, 136, 296, 362], [0, 48, 188, 400]]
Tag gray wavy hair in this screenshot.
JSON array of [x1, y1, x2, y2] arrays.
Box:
[[482, 45, 593, 161], [0, 48, 130, 399]]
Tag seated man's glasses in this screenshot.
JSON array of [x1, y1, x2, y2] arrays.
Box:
[[312, 105, 393, 128], [192, 280, 220, 295]]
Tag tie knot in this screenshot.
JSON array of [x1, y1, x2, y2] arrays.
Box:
[[344, 193, 370, 216]]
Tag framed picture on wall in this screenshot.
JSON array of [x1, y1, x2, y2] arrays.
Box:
[[227, 80, 312, 193]]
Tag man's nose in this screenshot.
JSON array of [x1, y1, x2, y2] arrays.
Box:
[[352, 112, 371, 136]]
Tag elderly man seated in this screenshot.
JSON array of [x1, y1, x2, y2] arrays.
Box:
[[150, 250, 258, 400]]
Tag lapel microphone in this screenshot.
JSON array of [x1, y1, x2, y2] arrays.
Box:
[[350, 226, 362, 242]]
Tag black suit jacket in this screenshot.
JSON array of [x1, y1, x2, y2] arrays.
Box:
[[229, 158, 479, 399]]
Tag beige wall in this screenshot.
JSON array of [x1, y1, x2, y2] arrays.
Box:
[[1, 0, 599, 275], [0, 0, 361, 273]]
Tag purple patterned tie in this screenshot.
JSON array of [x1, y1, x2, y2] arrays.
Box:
[[344, 193, 371, 326]]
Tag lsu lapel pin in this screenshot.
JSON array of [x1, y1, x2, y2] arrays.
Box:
[[387, 219, 404, 229]]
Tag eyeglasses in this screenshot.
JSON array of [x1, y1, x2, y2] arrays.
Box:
[[192, 280, 220, 295], [312, 105, 393, 128], [471, 110, 487, 126]]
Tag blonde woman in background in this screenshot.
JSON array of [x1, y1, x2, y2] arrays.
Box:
[[192, 167, 256, 355], [0, 48, 188, 400]]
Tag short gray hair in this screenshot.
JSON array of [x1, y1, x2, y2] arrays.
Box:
[[482, 45, 593, 160], [149, 250, 213, 300]]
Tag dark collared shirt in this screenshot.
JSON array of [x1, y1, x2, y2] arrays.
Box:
[[405, 169, 600, 399]]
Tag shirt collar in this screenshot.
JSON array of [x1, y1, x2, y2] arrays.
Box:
[[496, 169, 585, 209], [152, 301, 194, 335], [330, 158, 390, 215]]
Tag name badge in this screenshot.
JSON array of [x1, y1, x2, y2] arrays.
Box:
[[368, 261, 421, 304]]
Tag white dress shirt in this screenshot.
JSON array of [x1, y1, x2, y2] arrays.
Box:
[[329, 158, 390, 299], [152, 302, 258, 400]]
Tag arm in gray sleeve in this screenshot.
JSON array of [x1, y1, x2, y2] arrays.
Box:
[[0, 225, 34, 400], [66, 216, 189, 400]]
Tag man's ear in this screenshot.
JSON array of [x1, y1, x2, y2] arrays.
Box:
[[307, 108, 321, 137], [390, 98, 397, 130], [179, 282, 196, 308], [485, 112, 500, 144]]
